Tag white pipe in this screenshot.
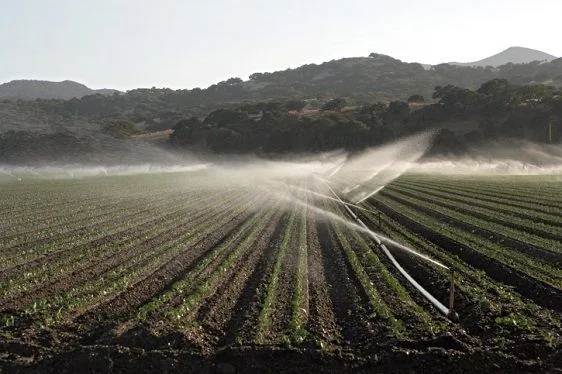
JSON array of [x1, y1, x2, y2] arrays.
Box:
[[325, 183, 454, 318]]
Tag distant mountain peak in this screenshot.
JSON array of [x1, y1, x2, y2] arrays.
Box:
[[450, 46, 558, 67], [0, 79, 120, 100]]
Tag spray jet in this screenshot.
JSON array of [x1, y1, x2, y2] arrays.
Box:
[[326, 130, 437, 203]]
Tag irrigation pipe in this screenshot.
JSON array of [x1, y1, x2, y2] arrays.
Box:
[[325, 183, 458, 320], [280, 182, 382, 216]]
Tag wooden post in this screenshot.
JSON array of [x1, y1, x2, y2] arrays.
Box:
[[449, 269, 455, 311], [378, 211, 381, 228]]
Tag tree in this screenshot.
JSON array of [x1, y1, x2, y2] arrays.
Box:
[[207, 127, 244, 152], [321, 97, 347, 112], [433, 85, 481, 112], [384, 101, 410, 123], [204, 109, 248, 127], [331, 119, 369, 149], [477, 79, 510, 96], [170, 117, 203, 146], [101, 120, 140, 139], [284, 100, 307, 112], [358, 102, 386, 123], [225, 77, 243, 85], [407, 94, 424, 103]]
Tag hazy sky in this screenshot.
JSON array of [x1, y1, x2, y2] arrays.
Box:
[[1, 0, 561, 90]]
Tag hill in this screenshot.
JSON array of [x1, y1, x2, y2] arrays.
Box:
[[1, 49, 562, 138], [0, 80, 120, 100], [450, 46, 557, 67]]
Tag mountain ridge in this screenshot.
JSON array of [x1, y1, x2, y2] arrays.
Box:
[[1, 47, 561, 106], [449, 46, 557, 67], [0, 79, 120, 100]]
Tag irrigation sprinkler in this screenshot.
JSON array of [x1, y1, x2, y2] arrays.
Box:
[[280, 182, 380, 216], [449, 270, 459, 321], [324, 182, 459, 321]]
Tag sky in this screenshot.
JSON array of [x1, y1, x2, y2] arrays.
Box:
[[1, 0, 561, 90]]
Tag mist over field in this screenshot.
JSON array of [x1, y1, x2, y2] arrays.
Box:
[[3, 1, 562, 371], [1, 134, 561, 186], [417, 140, 562, 175]]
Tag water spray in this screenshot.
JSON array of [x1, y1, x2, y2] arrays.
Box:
[[265, 180, 458, 319], [355, 186, 386, 204], [0, 169, 22, 181], [280, 182, 381, 216], [323, 181, 458, 320]]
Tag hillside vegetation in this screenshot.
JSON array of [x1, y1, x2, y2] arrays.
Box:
[[1, 78, 561, 163], [1, 52, 562, 162], [0, 80, 119, 100]]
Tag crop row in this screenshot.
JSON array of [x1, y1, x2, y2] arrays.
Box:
[[366, 196, 562, 310], [136, 206, 278, 325], [376, 192, 562, 288], [395, 178, 561, 220], [356, 201, 561, 342], [0, 180, 212, 237], [399, 175, 562, 211], [322, 198, 446, 337], [0, 189, 240, 270], [385, 184, 562, 244], [0, 193, 189, 250], [378, 189, 562, 266], [389, 182, 561, 232], [0, 191, 251, 302], [5, 193, 259, 328]]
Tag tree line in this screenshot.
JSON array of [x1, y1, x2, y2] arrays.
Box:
[[1, 79, 560, 162], [169, 79, 562, 155]]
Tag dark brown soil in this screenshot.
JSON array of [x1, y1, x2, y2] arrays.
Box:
[[1, 195, 560, 373], [370, 199, 562, 311]]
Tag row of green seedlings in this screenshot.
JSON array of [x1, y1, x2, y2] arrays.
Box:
[[394, 179, 561, 223], [0, 191, 245, 301], [255, 208, 298, 345], [0, 175, 177, 225], [335, 213, 445, 335], [400, 173, 562, 192], [290, 202, 309, 344], [389, 183, 562, 237], [458, 179, 562, 201], [0, 194, 146, 248], [0, 172, 214, 232], [0, 189, 231, 290], [324, 199, 406, 338], [381, 188, 562, 252], [9, 200, 248, 328], [373, 194, 562, 288], [361, 202, 561, 346], [399, 176, 562, 210], [374, 193, 562, 286], [0, 184, 203, 244], [5, 194, 256, 328], [0, 192, 200, 267], [1, 188, 242, 274], [382, 186, 562, 262], [369, 195, 562, 291], [0, 179, 110, 212], [0, 200, 192, 299], [4, 200, 237, 325], [137, 206, 278, 329], [0, 193, 108, 228]]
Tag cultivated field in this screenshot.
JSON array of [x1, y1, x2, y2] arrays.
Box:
[[0, 170, 560, 372]]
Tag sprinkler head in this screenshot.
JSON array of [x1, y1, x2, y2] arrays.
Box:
[[448, 311, 459, 322]]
